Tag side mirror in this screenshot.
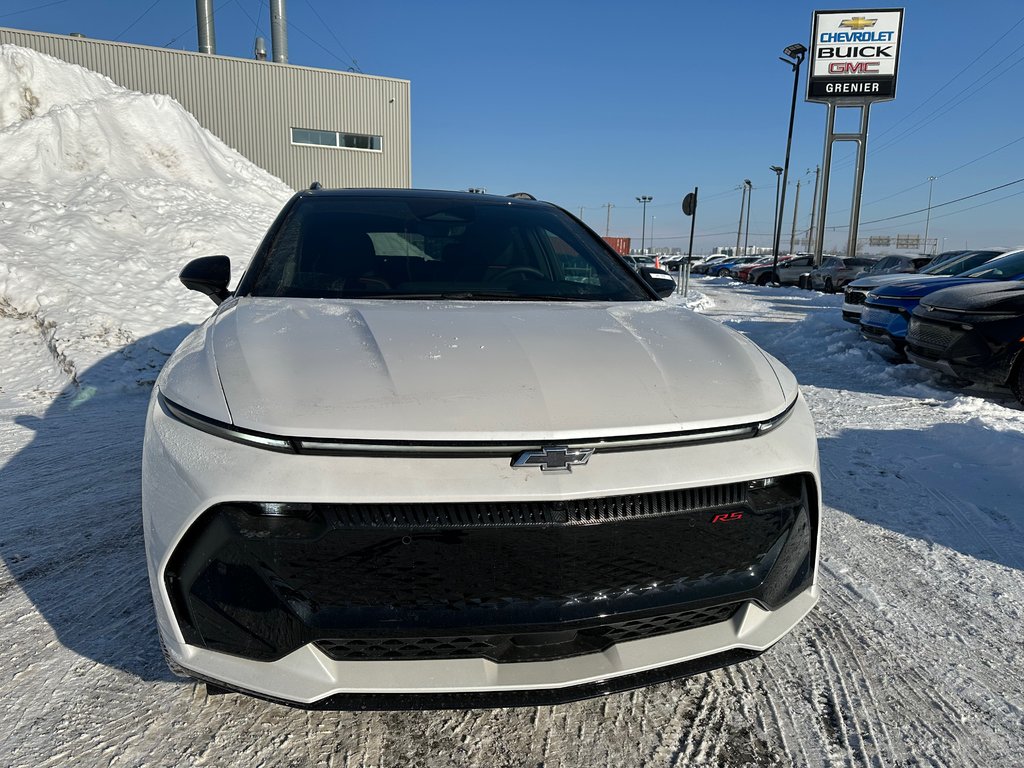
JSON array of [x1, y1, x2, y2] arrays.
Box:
[[180, 255, 231, 305], [639, 267, 676, 298]]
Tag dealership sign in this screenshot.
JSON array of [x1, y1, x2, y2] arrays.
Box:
[[808, 8, 904, 102]]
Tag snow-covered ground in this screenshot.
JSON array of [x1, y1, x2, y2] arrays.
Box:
[[1, 45, 1023, 766]]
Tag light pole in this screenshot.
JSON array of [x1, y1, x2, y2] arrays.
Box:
[[923, 176, 937, 254], [743, 180, 752, 258], [772, 42, 807, 281], [770, 165, 783, 257], [636, 195, 652, 253], [651, 216, 656, 256]]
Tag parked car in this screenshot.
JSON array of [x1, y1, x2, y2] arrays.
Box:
[[707, 255, 762, 278], [853, 254, 933, 280], [745, 254, 817, 286], [692, 255, 732, 275], [841, 249, 1007, 324], [808, 256, 880, 293], [860, 248, 1024, 353], [736, 256, 780, 282], [622, 254, 658, 272], [144, 187, 821, 708], [906, 282, 1024, 405]]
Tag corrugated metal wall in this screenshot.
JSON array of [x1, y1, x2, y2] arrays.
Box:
[[0, 27, 411, 190]]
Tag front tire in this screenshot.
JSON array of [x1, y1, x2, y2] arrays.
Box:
[[824, 277, 834, 294]]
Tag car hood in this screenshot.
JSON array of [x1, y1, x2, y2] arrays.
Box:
[[196, 297, 792, 441], [847, 273, 945, 292], [920, 281, 1024, 313], [869, 276, 996, 300]]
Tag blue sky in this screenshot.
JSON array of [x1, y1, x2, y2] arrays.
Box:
[[3, 0, 1022, 253]]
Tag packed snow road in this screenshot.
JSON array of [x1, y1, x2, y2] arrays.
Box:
[[1, 278, 1021, 767]]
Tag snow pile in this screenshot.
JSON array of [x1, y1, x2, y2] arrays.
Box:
[[0, 45, 291, 401]]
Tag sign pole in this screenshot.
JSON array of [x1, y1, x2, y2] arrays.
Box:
[[684, 187, 698, 296], [813, 102, 836, 265], [846, 102, 871, 259]]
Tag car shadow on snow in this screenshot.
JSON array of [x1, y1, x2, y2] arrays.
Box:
[[1, 325, 194, 681], [817, 422, 1024, 572]]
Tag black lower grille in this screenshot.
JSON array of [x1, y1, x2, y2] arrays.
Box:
[[845, 291, 866, 305], [908, 319, 959, 350], [315, 603, 739, 663], [166, 474, 816, 662]]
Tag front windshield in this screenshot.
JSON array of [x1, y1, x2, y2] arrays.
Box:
[[922, 250, 1002, 276], [962, 250, 1024, 280], [248, 196, 652, 301]]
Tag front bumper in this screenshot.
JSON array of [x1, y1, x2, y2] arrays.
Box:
[[860, 303, 911, 348], [143, 391, 820, 706], [906, 315, 1020, 386]]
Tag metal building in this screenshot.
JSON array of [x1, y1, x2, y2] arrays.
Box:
[[0, 26, 411, 190]]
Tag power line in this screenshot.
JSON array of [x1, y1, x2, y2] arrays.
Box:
[[832, 131, 1024, 217], [870, 12, 1024, 143], [163, 0, 234, 48], [286, 17, 359, 70], [302, 0, 361, 72], [860, 176, 1024, 226], [870, 46, 1024, 157], [251, 0, 264, 41], [826, 178, 1024, 232], [114, 0, 164, 42], [0, 0, 72, 20]]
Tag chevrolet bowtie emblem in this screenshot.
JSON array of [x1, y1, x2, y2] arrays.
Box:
[[512, 446, 594, 472], [839, 16, 878, 30]]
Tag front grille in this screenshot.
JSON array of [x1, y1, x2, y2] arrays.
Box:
[[167, 475, 815, 662], [908, 319, 959, 351], [845, 290, 866, 305], [315, 603, 739, 663]]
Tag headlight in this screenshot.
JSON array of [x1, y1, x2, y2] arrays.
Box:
[[158, 392, 296, 453]]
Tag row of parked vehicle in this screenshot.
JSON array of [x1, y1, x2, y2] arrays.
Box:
[[842, 247, 1024, 405], [694, 251, 931, 291], [694, 247, 1024, 406]]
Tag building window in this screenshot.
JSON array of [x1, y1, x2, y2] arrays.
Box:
[[291, 127, 383, 152]]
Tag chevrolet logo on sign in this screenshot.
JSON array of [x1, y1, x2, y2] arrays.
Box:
[[839, 16, 878, 30], [512, 446, 594, 472]]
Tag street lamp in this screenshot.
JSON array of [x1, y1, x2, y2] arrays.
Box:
[[769, 165, 783, 257], [743, 180, 752, 258], [636, 195, 653, 253], [772, 42, 807, 281], [923, 175, 937, 254]]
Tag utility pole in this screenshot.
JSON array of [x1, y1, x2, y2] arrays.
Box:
[[807, 165, 820, 258], [735, 183, 748, 258], [579, 206, 584, 220], [789, 179, 801, 255], [923, 175, 936, 255], [603, 203, 614, 236], [743, 182, 752, 258]]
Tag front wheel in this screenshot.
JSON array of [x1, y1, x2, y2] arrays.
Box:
[[756, 273, 770, 286]]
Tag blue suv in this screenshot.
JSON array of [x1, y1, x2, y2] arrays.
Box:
[[860, 248, 1024, 353]]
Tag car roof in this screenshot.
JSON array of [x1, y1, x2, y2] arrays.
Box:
[[296, 187, 557, 209]]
